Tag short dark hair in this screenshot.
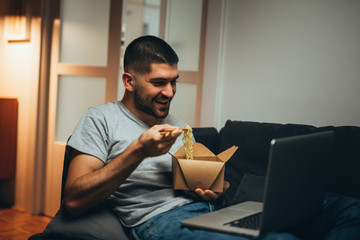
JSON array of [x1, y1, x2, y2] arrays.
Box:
[[124, 35, 179, 75]]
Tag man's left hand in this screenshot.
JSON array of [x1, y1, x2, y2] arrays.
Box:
[[186, 181, 230, 202]]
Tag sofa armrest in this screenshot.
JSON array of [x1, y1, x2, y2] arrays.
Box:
[[31, 202, 129, 240]]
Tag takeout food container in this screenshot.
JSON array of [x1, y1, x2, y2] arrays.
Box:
[[172, 142, 238, 192]]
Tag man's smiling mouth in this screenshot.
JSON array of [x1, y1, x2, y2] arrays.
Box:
[[154, 96, 170, 106]]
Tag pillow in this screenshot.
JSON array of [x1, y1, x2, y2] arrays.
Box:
[[230, 173, 266, 205], [43, 202, 128, 240]]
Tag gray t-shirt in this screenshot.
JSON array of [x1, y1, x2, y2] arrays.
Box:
[[67, 101, 193, 227]]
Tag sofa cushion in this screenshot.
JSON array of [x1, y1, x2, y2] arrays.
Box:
[[193, 127, 219, 154], [43, 203, 128, 240]]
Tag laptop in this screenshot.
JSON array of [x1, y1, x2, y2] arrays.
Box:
[[181, 131, 334, 237]]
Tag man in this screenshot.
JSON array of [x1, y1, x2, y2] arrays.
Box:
[[64, 36, 360, 240], [63, 35, 237, 239]]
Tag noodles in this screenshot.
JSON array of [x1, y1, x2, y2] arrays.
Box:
[[182, 125, 193, 160]]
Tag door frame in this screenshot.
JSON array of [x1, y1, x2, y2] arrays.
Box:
[[43, 0, 123, 216]]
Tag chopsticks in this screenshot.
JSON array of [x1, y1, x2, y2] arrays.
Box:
[[160, 127, 188, 135]]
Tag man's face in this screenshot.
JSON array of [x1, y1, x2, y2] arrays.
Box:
[[133, 63, 179, 119]]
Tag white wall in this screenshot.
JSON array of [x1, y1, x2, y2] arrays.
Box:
[[201, 0, 225, 128], [202, 0, 360, 129]]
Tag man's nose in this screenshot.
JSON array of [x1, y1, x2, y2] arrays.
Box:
[[161, 83, 175, 98]]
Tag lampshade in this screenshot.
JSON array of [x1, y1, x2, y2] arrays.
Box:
[[5, 0, 31, 42]]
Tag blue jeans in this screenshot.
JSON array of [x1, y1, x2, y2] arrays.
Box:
[[130, 197, 360, 240]]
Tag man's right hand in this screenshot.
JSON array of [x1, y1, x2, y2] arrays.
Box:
[[136, 124, 183, 158]]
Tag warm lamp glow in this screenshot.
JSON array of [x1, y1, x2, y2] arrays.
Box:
[[4, 0, 31, 42], [5, 15, 29, 41]]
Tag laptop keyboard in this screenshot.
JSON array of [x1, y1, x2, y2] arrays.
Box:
[[224, 212, 262, 230]]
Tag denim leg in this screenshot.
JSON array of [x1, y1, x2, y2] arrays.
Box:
[[130, 202, 247, 240], [304, 196, 360, 240], [257, 232, 302, 240], [130, 202, 302, 240]]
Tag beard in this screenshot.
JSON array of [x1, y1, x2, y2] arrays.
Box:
[[133, 86, 171, 119]]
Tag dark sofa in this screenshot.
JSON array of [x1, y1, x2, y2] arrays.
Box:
[[29, 120, 360, 240]]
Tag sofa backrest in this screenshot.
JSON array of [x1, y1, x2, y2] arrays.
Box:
[[327, 126, 360, 199], [217, 120, 360, 202]]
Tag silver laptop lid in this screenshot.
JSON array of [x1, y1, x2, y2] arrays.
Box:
[[260, 131, 334, 235]]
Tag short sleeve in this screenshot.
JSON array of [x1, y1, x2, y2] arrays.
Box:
[[67, 107, 109, 163]]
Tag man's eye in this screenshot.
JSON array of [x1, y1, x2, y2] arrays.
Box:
[[152, 81, 164, 86], [171, 80, 177, 85]]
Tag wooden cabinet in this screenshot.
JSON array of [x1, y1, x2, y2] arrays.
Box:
[[0, 98, 18, 179]]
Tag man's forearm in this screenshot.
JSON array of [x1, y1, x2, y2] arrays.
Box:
[[63, 139, 145, 217]]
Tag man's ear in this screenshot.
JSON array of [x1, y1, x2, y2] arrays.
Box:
[[122, 73, 135, 92]]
